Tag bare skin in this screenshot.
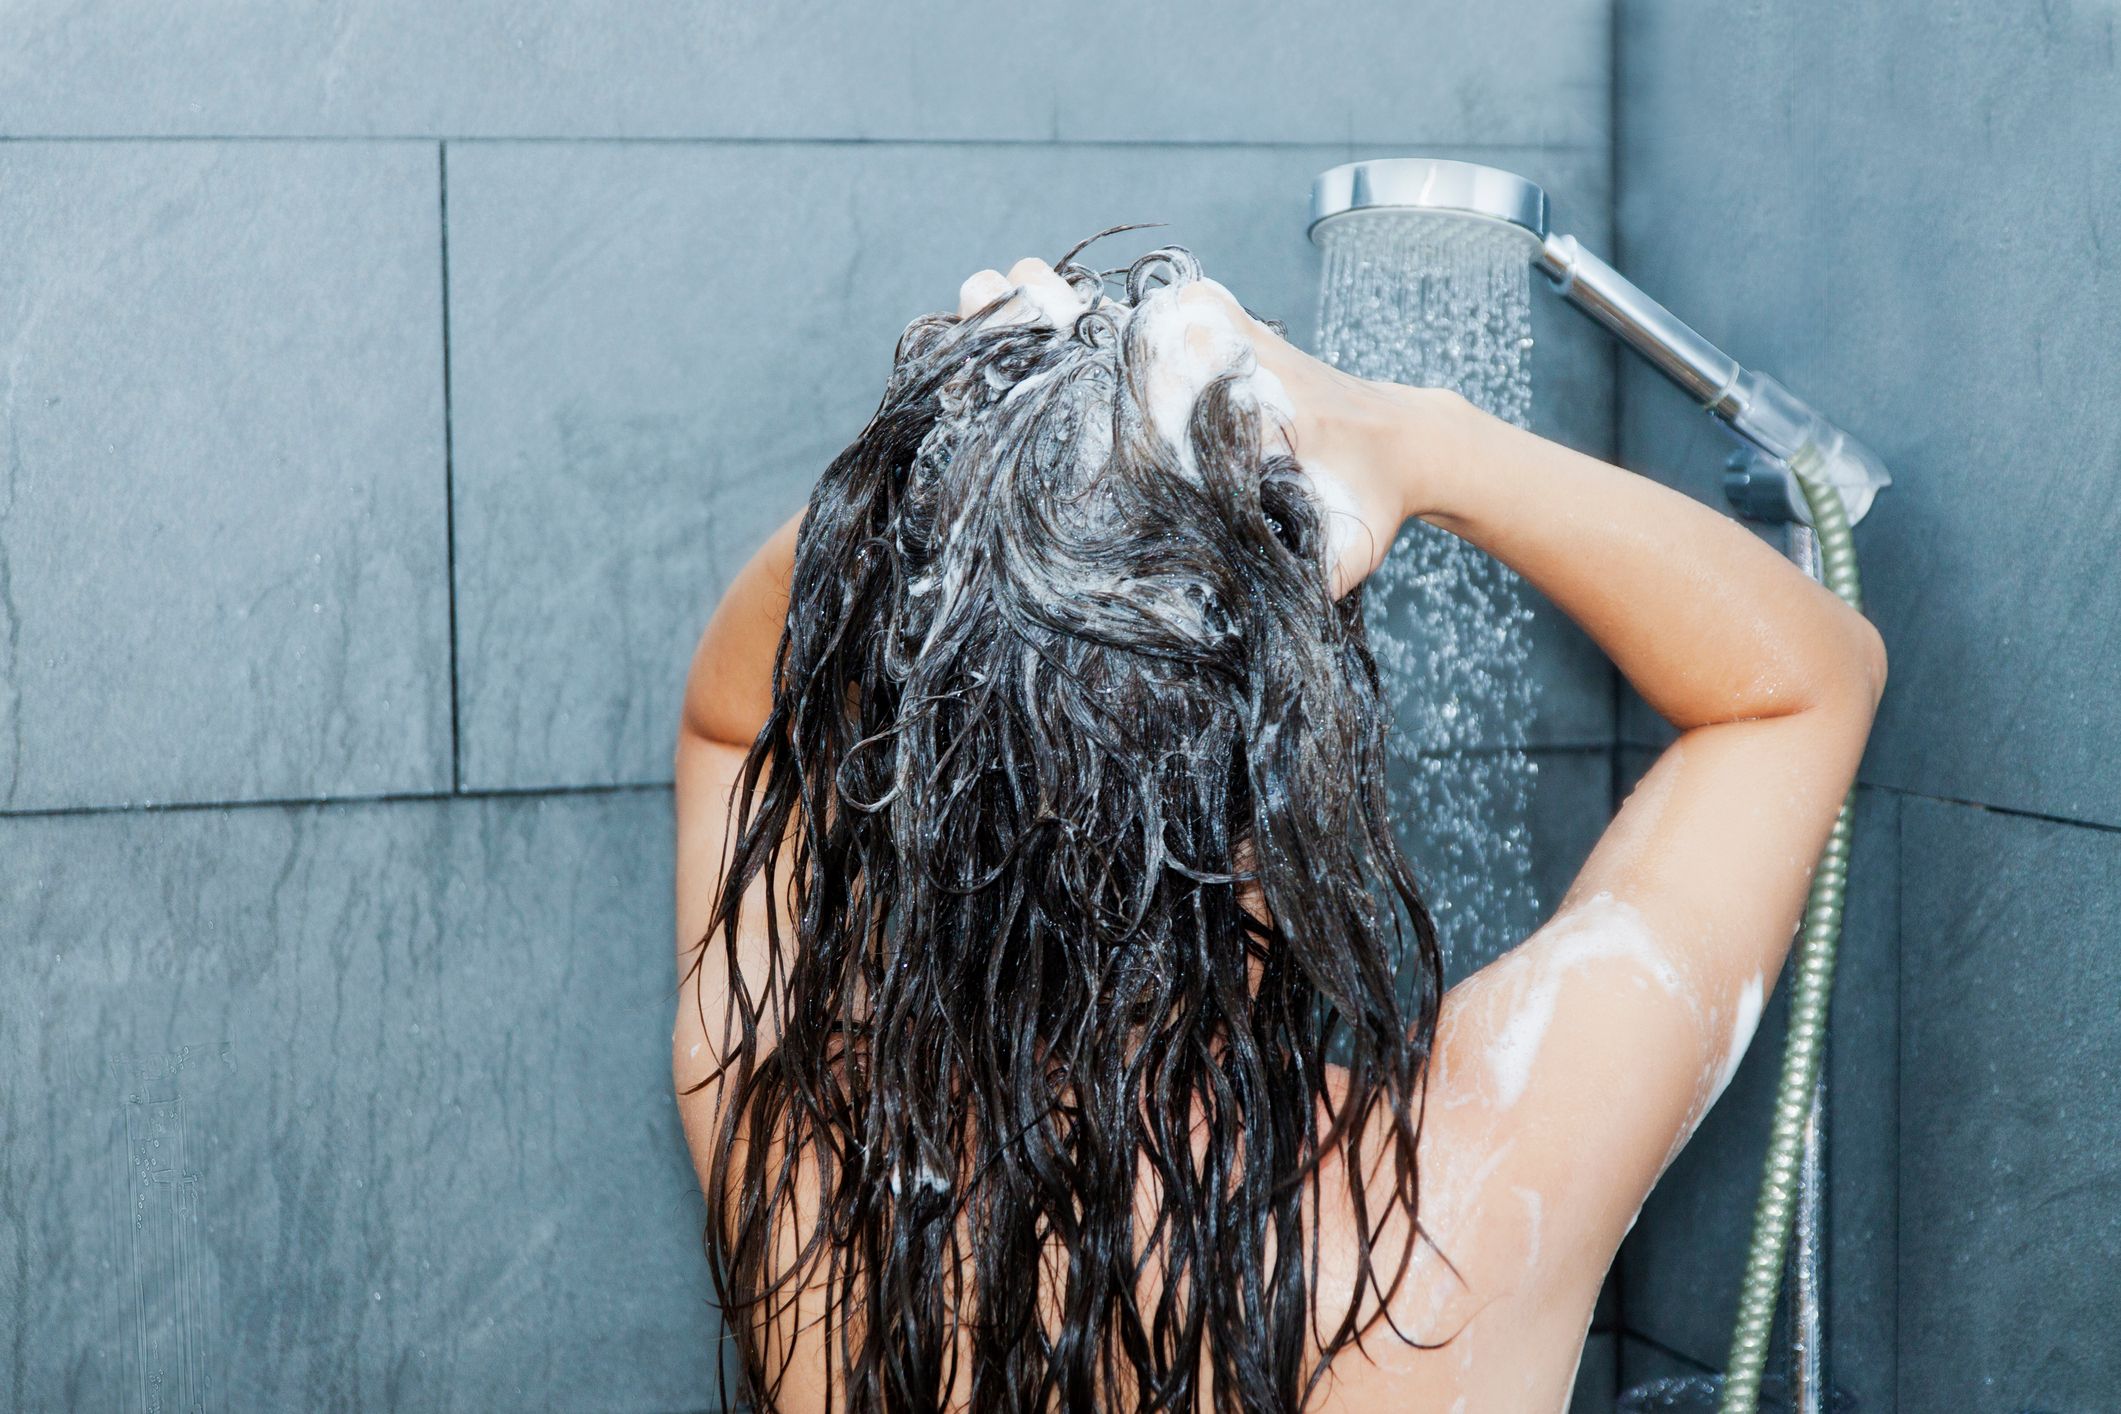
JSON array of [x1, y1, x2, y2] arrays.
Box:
[[672, 257, 1887, 1412]]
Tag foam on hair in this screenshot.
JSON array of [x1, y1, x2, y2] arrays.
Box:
[[688, 231, 1446, 1414]]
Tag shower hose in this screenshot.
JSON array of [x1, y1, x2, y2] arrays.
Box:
[[1717, 448, 1865, 1414]]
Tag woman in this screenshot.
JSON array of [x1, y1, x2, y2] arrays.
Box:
[[671, 240, 1885, 1413]]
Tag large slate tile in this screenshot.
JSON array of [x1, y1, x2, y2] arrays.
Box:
[[1616, 752, 1898, 1404], [1899, 798, 2121, 1409], [447, 140, 1613, 792], [1612, 0, 1885, 756], [1791, 2, 2121, 828], [1613, 0, 1810, 399], [0, 142, 451, 812], [0, 0, 1609, 149], [1618, 0, 2121, 826], [0, 790, 718, 1410]]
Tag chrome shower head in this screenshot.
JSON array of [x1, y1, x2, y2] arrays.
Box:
[[1307, 158, 1549, 249], [1304, 156, 1892, 526]]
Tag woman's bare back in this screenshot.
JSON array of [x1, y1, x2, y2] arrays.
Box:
[[674, 877, 1751, 1414]]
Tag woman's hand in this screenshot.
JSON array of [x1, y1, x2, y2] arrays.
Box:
[[1165, 277, 1452, 596], [956, 257, 1095, 327], [955, 257, 1458, 598]]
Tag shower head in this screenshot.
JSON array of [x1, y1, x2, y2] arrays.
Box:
[[1307, 158, 1549, 248], [1305, 157, 1892, 527]]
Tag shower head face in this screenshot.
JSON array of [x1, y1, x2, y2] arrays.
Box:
[[1308, 159, 1549, 250]]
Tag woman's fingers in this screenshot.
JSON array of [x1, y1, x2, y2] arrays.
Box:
[[1006, 257, 1088, 325], [956, 257, 1087, 328], [958, 269, 1009, 318]]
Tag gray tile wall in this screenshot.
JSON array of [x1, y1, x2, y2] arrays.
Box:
[[1897, 800, 2121, 1408], [1613, 1, 2121, 1406], [1, 791, 717, 1410], [0, 4, 1620, 1409], [0, 142, 453, 811]]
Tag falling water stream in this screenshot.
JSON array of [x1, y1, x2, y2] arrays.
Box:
[[1313, 211, 1542, 978]]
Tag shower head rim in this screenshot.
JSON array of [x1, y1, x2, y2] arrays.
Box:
[[1307, 158, 1550, 247]]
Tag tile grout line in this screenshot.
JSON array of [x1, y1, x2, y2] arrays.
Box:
[[1867, 781, 2121, 837], [1603, 748, 2121, 840], [438, 139, 463, 794], [0, 132, 1608, 153], [1617, 1327, 1721, 1376], [0, 779, 673, 822]]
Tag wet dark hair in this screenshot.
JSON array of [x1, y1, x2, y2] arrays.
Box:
[[687, 232, 1445, 1413]]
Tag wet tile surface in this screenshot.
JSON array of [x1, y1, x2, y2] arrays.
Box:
[[1897, 797, 2121, 1409], [1615, 1333, 1722, 1407], [0, 790, 716, 1410], [0, 142, 451, 811]]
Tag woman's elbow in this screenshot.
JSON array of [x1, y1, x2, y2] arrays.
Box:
[[1793, 608, 1886, 736]]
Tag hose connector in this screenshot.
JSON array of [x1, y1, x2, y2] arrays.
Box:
[[1720, 370, 1893, 528]]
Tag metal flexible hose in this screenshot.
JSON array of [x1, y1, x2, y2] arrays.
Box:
[[1718, 450, 1866, 1414]]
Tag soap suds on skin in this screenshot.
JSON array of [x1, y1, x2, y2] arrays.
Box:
[[1485, 979, 1561, 1112], [1377, 1134, 1519, 1340], [1513, 1185, 1544, 1271], [1707, 970, 1765, 1105], [1480, 892, 1689, 1109]]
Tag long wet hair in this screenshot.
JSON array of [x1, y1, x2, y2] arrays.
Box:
[[687, 233, 1446, 1413]]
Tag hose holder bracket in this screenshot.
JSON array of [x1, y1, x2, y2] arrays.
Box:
[[1712, 368, 1893, 528]]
